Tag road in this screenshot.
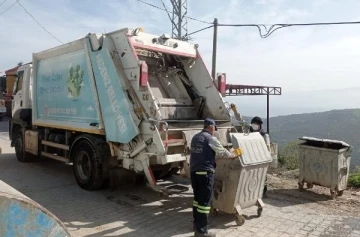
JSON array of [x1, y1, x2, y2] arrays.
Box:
[[0, 120, 360, 237]]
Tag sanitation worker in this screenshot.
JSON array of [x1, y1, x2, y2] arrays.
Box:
[[249, 116, 266, 136], [249, 116, 270, 197], [190, 118, 238, 237]]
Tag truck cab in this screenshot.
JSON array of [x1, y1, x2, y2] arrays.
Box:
[[9, 64, 32, 145], [11, 64, 32, 121]]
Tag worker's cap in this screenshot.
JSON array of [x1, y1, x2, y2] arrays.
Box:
[[251, 116, 263, 125], [204, 118, 218, 131]]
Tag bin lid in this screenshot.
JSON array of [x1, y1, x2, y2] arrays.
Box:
[[299, 136, 350, 149], [230, 132, 272, 167]]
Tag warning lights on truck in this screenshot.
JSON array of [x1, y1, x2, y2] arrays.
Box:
[[140, 61, 148, 87], [217, 73, 226, 96]]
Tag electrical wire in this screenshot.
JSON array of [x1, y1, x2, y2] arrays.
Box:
[[138, 0, 360, 38], [0, 0, 18, 15], [136, 0, 212, 24], [188, 21, 360, 39], [17, 1, 63, 44], [218, 21, 360, 38], [0, 0, 8, 7], [186, 25, 214, 37]]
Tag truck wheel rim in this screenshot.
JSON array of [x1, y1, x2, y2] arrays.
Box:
[[77, 151, 91, 180]]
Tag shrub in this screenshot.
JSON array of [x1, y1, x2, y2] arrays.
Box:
[[278, 141, 299, 170], [348, 167, 360, 188]]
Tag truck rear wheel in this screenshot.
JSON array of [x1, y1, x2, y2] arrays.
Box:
[[72, 138, 106, 190]]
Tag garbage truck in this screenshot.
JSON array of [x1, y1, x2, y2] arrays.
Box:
[[9, 27, 238, 194]]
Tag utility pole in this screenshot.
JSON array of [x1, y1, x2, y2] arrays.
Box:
[[211, 18, 218, 80]]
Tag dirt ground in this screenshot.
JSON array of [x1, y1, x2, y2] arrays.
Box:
[[267, 169, 360, 217]]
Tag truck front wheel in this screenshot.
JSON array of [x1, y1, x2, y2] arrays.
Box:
[[14, 131, 33, 162], [73, 139, 104, 190]]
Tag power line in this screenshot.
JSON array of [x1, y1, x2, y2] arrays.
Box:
[[0, 0, 19, 15], [137, 0, 360, 39], [17, 1, 63, 44], [218, 21, 360, 38], [186, 25, 213, 36], [187, 21, 360, 39], [0, 0, 8, 7], [136, 0, 211, 24]]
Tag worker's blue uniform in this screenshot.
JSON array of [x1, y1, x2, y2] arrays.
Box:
[[190, 118, 234, 236], [190, 129, 215, 234]]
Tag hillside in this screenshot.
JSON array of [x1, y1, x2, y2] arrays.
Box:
[[243, 109, 360, 170]]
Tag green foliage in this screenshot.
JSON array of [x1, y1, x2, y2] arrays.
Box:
[[348, 173, 360, 188], [348, 167, 360, 188], [278, 141, 299, 170]]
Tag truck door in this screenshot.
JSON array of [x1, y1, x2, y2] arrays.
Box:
[[12, 70, 24, 118]]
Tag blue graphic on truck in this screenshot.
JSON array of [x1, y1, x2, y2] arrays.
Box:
[[87, 38, 139, 143], [35, 49, 100, 124], [67, 65, 84, 98]]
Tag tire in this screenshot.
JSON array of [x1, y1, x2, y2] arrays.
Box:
[[14, 131, 33, 162], [235, 214, 245, 226], [72, 136, 109, 190]]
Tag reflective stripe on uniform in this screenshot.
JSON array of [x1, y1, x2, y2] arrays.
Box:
[[196, 204, 211, 214], [195, 171, 207, 175], [193, 201, 198, 207], [197, 205, 211, 210], [197, 208, 210, 214]]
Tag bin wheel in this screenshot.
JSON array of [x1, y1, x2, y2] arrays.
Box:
[[210, 207, 218, 217], [337, 190, 344, 196], [298, 182, 304, 191], [257, 207, 263, 217], [330, 190, 337, 200], [235, 214, 245, 226], [306, 183, 314, 189]]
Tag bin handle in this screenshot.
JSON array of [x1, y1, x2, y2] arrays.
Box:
[[340, 167, 348, 173], [346, 146, 353, 157]]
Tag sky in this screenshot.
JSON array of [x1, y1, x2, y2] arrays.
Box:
[[1, 0, 360, 116]]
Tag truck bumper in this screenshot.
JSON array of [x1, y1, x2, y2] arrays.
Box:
[[158, 154, 187, 165]]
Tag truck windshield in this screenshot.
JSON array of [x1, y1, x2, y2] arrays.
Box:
[[13, 71, 24, 95]]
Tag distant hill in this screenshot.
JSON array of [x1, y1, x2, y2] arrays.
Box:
[[227, 87, 360, 117], [242, 109, 360, 170]]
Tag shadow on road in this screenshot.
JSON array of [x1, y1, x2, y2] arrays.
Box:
[[264, 187, 332, 208], [0, 153, 241, 237]]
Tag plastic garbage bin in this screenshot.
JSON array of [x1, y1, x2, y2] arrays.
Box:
[[211, 132, 272, 226], [298, 136, 352, 199]]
